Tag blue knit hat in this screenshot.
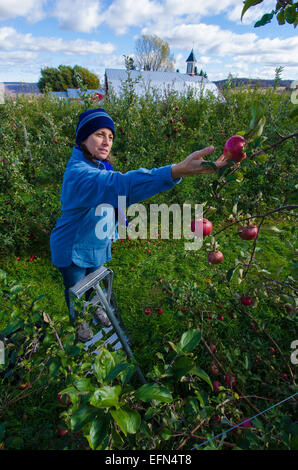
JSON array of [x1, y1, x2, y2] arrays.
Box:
[[75, 108, 115, 145]]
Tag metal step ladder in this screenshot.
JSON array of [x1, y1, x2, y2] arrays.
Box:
[[69, 266, 146, 384]]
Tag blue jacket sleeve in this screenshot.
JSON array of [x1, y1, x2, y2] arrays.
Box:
[[61, 164, 181, 210]]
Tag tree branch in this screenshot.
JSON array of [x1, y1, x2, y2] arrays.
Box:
[[249, 131, 298, 159]]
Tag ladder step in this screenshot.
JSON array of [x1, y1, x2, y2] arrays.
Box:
[[84, 329, 128, 351], [70, 267, 110, 298]]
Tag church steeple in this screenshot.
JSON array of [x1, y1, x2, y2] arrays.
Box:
[[186, 49, 197, 76]]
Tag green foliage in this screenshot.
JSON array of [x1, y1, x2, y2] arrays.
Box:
[[241, 0, 298, 28], [37, 64, 100, 92]]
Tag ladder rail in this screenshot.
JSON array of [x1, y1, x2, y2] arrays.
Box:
[[69, 267, 147, 385]]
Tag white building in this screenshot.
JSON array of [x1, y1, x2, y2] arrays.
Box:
[[104, 50, 220, 100]]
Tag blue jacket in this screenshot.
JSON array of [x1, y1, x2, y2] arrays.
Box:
[[50, 146, 182, 268]]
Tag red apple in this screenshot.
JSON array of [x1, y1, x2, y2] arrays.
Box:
[[241, 295, 253, 306], [217, 314, 224, 321], [208, 251, 224, 264], [19, 382, 30, 390], [191, 218, 213, 237], [210, 343, 217, 353], [213, 381, 221, 392], [57, 427, 68, 437], [144, 308, 151, 315], [157, 308, 164, 315], [225, 373, 236, 388], [238, 225, 258, 240], [223, 135, 247, 162], [210, 363, 219, 375], [211, 414, 221, 423]]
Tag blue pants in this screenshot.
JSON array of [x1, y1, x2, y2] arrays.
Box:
[[58, 262, 101, 323]]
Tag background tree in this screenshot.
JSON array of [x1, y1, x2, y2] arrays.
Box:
[[134, 34, 175, 72], [37, 65, 100, 92], [198, 68, 208, 79], [124, 56, 136, 70], [73, 65, 100, 89]]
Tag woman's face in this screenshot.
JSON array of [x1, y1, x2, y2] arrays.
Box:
[[82, 127, 114, 160]]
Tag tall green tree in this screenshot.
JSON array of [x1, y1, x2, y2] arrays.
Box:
[[37, 65, 100, 92], [134, 35, 175, 72]]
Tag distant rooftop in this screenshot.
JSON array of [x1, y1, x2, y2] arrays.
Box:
[[105, 68, 219, 98], [186, 49, 197, 63], [1, 82, 41, 96]]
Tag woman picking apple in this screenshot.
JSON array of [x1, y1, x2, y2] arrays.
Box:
[[50, 107, 230, 342]]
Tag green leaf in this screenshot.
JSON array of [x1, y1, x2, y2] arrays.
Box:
[[172, 356, 195, 381], [261, 225, 282, 233], [139, 420, 152, 438], [160, 428, 173, 440], [254, 11, 274, 27], [73, 378, 95, 393], [59, 385, 82, 396], [104, 363, 130, 383], [135, 383, 173, 403], [0, 320, 23, 337], [70, 405, 97, 433], [49, 358, 60, 377], [32, 294, 46, 304], [226, 268, 235, 282], [249, 102, 265, 130], [289, 107, 298, 120], [194, 390, 209, 408], [90, 385, 121, 408], [236, 172, 244, 182], [168, 341, 179, 353], [277, 10, 285, 25], [110, 407, 141, 436], [0, 269, 7, 280], [285, 4, 297, 24], [89, 413, 110, 450], [241, 0, 263, 21], [93, 348, 115, 384], [191, 367, 213, 389], [218, 165, 230, 178], [201, 162, 217, 171], [178, 329, 201, 353], [9, 284, 27, 295], [256, 153, 268, 164], [119, 364, 137, 385]]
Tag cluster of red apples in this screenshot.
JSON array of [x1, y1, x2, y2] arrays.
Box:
[[191, 136, 258, 267]]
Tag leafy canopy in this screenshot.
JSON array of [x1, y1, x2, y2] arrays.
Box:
[[37, 65, 100, 92]]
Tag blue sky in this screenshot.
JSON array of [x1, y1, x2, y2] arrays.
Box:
[[0, 0, 297, 84]]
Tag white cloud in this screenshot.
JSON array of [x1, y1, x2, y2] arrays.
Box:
[[52, 0, 103, 33], [0, 26, 115, 55], [0, 50, 38, 66], [0, 0, 46, 23], [163, 0, 239, 18], [104, 0, 163, 35]]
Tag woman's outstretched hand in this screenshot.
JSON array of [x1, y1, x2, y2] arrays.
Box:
[[171, 146, 231, 179]]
